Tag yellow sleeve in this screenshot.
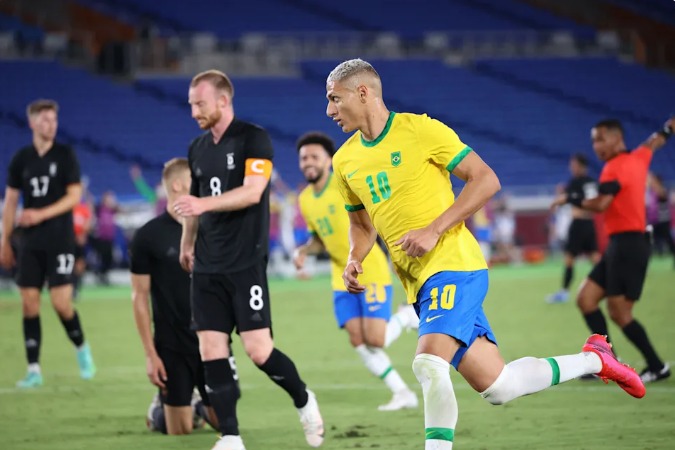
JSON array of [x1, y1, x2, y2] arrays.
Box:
[[418, 114, 472, 172], [333, 166, 364, 212]]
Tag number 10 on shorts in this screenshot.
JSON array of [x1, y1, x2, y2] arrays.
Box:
[[429, 284, 455, 311]]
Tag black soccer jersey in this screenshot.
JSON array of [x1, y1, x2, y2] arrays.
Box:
[[6, 143, 80, 249], [129, 212, 198, 355], [188, 118, 273, 274], [566, 175, 598, 205]]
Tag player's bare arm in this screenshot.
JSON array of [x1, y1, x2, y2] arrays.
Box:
[[131, 273, 167, 389], [641, 117, 674, 152], [0, 187, 20, 269], [343, 208, 377, 294], [174, 160, 272, 216], [179, 216, 197, 273], [578, 194, 614, 213], [396, 151, 500, 258], [550, 192, 568, 212], [18, 183, 82, 227], [293, 235, 325, 271]]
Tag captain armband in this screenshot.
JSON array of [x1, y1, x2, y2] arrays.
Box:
[[245, 159, 273, 180]]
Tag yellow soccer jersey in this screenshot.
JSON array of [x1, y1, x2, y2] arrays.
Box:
[[298, 173, 392, 291], [333, 112, 487, 303]]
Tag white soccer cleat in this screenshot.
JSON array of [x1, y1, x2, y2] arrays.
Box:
[[191, 388, 206, 430], [378, 389, 419, 412], [297, 389, 324, 447], [398, 304, 420, 330], [146, 393, 161, 431], [212, 435, 246, 450]]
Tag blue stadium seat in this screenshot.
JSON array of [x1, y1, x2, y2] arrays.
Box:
[[74, 0, 589, 39], [0, 12, 44, 44], [3, 55, 673, 198]]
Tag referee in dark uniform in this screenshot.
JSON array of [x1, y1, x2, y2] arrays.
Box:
[[1, 99, 95, 388], [548, 153, 601, 303], [130, 158, 234, 435], [573, 118, 673, 384], [175, 70, 324, 450]]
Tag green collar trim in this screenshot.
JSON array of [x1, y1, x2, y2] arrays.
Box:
[[313, 172, 333, 198], [361, 111, 396, 147]]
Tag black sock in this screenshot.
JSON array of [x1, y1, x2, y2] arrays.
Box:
[[23, 316, 41, 364], [73, 275, 82, 300], [151, 404, 167, 434], [563, 266, 573, 290], [228, 340, 241, 393], [60, 311, 85, 347], [204, 359, 240, 436], [583, 309, 611, 342], [257, 348, 308, 408], [622, 320, 664, 371]]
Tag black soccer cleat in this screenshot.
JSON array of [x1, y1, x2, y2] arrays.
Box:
[[640, 363, 671, 383]]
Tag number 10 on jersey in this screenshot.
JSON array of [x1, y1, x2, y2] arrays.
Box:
[[365, 172, 391, 204]]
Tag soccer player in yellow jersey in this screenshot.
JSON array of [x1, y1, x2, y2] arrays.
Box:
[[293, 132, 419, 411], [324, 59, 645, 449]]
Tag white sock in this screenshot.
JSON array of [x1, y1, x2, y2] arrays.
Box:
[[28, 363, 41, 374], [384, 314, 404, 348], [481, 352, 602, 405], [413, 354, 455, 449], [355, 344, 408, 393]]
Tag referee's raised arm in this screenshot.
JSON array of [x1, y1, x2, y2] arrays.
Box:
[[641, 117, 674, 152]]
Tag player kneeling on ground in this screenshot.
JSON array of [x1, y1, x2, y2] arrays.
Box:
[[130, 158, 238, 435]]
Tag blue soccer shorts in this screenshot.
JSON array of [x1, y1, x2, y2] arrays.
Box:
[[333, 283, 393, 328], [414, 270, 497, 369]]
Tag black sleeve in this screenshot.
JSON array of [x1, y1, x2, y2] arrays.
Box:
[[129, 226, 152, 275], [6, 151, 23, 189], [566, 192, 584, 207], [188, 142, 199, 197], [246, 126, 274, 161], [63, 146, 81, 185]]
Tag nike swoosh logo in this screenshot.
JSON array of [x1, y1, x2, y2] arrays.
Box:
[[426, 315, 444, 323], [368, 305, 381, 312], [346, 169, 359, 179]]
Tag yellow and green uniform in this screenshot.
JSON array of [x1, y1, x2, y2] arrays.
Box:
[[298, 173, 391, 293], [332, 112, 487, 304], [299, 173, 394, 327]]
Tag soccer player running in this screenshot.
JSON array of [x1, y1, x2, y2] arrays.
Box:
[[573, 119, 673, 384], [0, 99, 96, 388], [293, 131, 419, 411], [325, 59, 645, 449], [130, 158, 229, 435], [547, 153, 600, 303], [175, 70, 323, 450]]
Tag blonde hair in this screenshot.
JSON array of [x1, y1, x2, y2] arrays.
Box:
[[162, 157, 190, 185], [190, 69, 235, 98], [327, 59, 380, 85], [26, 99, 59, 118]]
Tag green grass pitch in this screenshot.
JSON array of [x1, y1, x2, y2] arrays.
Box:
[[0, 258, 673, 449]]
